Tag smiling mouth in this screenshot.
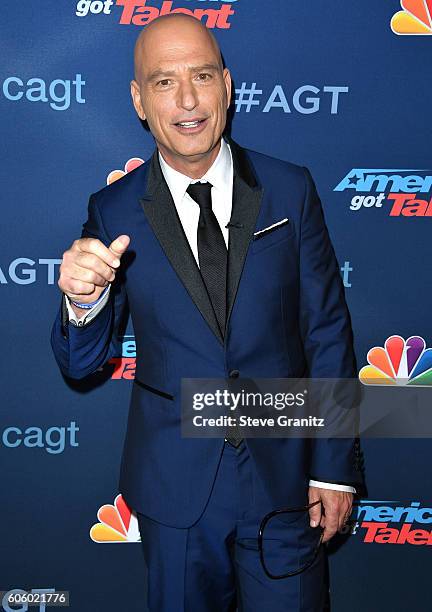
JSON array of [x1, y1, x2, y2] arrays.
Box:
[[174, 118, 207, 129]]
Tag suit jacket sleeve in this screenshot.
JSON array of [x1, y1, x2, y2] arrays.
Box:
[[299, 166, 361, 486], [50, 193, 128, 379]]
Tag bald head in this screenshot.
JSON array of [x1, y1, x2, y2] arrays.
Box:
[[129, 13, 231, 178], [134, 14, 223, 83]]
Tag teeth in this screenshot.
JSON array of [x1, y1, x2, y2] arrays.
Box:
[[178, 120, 200, 127]]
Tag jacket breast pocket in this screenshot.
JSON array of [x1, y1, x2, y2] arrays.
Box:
[[250, 219, 295, 255]]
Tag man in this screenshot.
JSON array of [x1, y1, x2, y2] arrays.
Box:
[[51, 14, 361, 611]]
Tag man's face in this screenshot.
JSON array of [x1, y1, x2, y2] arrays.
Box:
[[131, 22, 231, 165]]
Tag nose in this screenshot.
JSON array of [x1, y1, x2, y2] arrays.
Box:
[[177, 79, 199, 112]]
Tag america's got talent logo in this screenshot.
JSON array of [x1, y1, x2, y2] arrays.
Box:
[[334, 169, 432, 216], [75, 0, 238, 28], [108, 335, 136, 380], [345, 499, 432, 546]]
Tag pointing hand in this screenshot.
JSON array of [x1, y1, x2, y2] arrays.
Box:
[[58, 234, 130, 304]]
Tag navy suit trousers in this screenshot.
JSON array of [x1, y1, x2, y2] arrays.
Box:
[[137, 441, 327, 611]]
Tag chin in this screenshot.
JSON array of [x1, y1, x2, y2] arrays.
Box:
[[174, 139, 213, 158]]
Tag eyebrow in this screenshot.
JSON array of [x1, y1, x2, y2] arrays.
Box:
[[146, 63, 220, 83]]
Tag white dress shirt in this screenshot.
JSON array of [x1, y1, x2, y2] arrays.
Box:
[[159, 134, 233, 259], [66, 137, 356, 494]]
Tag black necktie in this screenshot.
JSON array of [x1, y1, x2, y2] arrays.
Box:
[[186, 181, 227, 337], [186, 181, 243, 448]]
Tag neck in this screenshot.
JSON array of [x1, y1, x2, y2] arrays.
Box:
[[157, 140, 222, 179]]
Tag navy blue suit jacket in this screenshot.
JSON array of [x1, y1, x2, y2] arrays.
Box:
[[51, 136, 361, 528]]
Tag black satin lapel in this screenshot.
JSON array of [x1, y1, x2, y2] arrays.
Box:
[[139, 153, 223, 345], [226, 175, 263, 330]]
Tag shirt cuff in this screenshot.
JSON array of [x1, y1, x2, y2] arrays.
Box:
[[309, 479, 356, 494], [65, 285, 111, 326]]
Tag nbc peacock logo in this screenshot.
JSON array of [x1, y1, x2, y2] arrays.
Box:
[[391, 1, 432, 35], [359, 335, 432, 386], [106, 157, 144, 185], [90, 494, 141, 543]]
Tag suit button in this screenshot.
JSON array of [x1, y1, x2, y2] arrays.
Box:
[[229, 369, 240, 378]]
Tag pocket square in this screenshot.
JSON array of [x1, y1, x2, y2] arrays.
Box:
[[253, 217, 289, 238]]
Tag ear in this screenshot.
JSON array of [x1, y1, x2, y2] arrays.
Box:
[[130, 80, 146, 121], [223, 68, 232, 110]]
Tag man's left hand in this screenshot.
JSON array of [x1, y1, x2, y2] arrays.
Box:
[[308, 486, 353, 543]]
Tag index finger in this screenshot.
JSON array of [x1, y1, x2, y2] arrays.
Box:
[[78, 237, 120, 268]]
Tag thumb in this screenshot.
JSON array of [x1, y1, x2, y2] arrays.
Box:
[[309, 499, 322, 528], [109, 234, 130, 258]]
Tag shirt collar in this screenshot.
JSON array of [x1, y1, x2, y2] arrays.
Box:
[[158, 137, 232, 203]]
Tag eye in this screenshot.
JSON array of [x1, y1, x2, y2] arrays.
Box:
[[196, 73, 212, 81], [156, 79, 172, 87]]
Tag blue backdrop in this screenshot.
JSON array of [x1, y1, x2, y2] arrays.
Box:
[[1, 1, 432, 610]]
